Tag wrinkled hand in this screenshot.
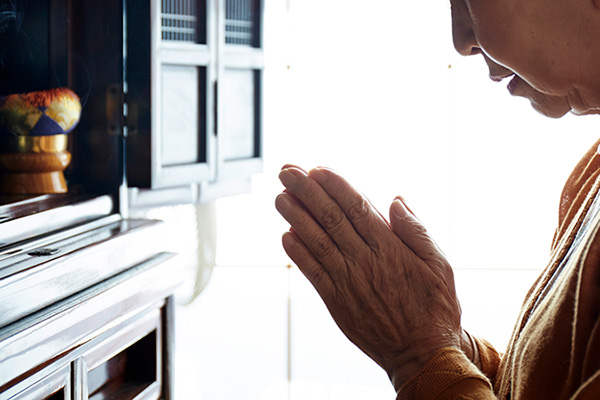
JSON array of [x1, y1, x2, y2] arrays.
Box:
[[275, 166, 464, 390]]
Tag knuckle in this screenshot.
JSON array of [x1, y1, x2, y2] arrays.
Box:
[[312, 236, 337, 259], [320, 205, 345, 230], [347, 198, 370, 222]]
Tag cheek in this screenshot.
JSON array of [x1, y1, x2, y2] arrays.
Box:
[[467, 4, 520, 64], [471, 4, 581, 96], [473, 22, 522, 72], [476, 23, 575, 95]]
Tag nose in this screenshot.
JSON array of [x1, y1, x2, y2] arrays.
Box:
[[450, 0, 480, 56]]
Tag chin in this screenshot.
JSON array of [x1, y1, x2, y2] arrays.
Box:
[[525, 92, 572, 119], [532, 103, 570, 119], [509, 77, 572, 118], [529, 100, 570, 119]]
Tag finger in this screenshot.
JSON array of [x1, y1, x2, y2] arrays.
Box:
[[279, 167, 371, 256], [389, 198, 458, 298], [394, 196, 416, 216], [282, 188, 311, 216], [281, 164, 307, 173], [306, 167, 392, 248], [275, 192, 347, 271], [282, 231, 336, 297], [389, 198, 445, 264]]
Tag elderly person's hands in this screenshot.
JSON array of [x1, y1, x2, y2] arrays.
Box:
[[275, 165, 468, 389]]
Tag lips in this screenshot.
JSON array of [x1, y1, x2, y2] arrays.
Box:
[[488, 71, 521, 94], [507, 75, 521, 94], [489, 72, 514, 83]]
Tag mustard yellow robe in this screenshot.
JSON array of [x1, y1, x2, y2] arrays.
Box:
[[399, 139, 600, 399]]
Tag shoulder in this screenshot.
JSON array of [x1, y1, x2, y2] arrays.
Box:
[[554, 139, 600, 250]]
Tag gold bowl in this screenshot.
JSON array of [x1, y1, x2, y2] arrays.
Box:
[[0, 87, 80, 195], [0, 134, 68, 154]]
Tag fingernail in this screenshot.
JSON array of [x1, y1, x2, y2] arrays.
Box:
[[393, 197, 415, 216], [308, 168, 327, 183], [275, 193, 292, 211], [392, 199, 409, 217], [279, 169, 297, 188]]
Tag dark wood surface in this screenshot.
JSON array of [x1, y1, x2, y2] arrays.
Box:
[[125, 0, 215, 189], [0, 0, 125, 200], [0, 2, 265, 399]]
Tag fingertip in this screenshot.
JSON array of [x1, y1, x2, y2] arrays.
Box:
[[390, 199, 414, 236], [275, 192, 292, 213], [315, 165, 335, 172], [282, 229, 294, 240], [283, 229, 304, 247], [310, 165, 335, 174], [308, 167, 327, 183], [308, 167, 341, 185], [282, 231, 294, 253], [281, 231, 310, 268], [391, 198, 409, 218], [281, 164, 308, 173], [392, 196, 415, 217]]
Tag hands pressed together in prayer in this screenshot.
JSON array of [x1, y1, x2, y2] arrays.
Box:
[[276, 165, 472, 390]]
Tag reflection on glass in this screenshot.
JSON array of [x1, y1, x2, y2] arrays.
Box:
[[222, 68, 255, 161], [161, 65, 200, 166]]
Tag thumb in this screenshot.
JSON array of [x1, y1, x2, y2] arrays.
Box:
[[389, 198, 445, 263]]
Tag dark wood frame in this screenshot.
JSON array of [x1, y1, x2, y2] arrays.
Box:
[[0, 0, 265, 398], [126, 0, 218, 189]]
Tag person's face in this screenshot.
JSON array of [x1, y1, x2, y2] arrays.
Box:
[[450, 0, 600, 117]]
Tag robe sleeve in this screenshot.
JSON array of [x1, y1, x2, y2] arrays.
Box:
[[473, 336, 501, 383], [396, 347, 497, 400]]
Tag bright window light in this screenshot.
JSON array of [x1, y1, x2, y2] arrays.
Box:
[[196, 0, 600, 398]]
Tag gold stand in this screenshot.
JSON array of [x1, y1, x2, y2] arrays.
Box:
[[0, 135, 71, 194]]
